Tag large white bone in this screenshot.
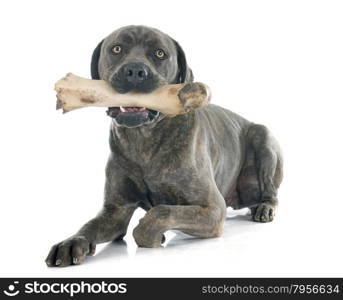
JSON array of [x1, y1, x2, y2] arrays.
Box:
[[55, 73, 211, 116]]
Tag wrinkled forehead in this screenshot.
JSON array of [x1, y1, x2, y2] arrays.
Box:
[[103, 26, 176, 53]]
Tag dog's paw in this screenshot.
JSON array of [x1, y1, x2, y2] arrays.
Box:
[[251, 201, 277, 222], [133, 205, 170, 247], [177, 82, 210, 111], [45, 236, 95, 267], [133, 222, 165, 248], [133, 213, 166, 248]]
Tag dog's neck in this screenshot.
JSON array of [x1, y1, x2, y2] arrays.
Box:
[[109, 111, 195, 162]]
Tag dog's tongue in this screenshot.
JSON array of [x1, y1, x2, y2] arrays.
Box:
[[120, 106, 146, 113]]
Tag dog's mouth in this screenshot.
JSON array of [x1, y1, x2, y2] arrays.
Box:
[[106, 106, 159, 128], [107, 106, 149, 117]]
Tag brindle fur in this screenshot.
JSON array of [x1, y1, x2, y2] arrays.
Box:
[[46, 26, 283, 267]]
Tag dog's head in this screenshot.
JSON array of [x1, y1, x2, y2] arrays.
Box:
[[91, 25, 193, 128]]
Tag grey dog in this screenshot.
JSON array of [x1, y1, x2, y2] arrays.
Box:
[[46, 25, 283, 267]]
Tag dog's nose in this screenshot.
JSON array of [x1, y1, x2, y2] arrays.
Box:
[[122, 63, 150, 84]]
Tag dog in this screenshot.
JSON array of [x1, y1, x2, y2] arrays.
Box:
[[46, 25, 283, 267]]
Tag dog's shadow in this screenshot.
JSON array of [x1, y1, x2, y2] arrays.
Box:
[[88, 208, 256, 263], [86, 240, 130, 264]]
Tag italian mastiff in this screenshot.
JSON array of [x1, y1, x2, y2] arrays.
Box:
[[46, 25, 283, 267]]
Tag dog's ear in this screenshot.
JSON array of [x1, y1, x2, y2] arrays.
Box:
[[90, 40, 104, 79], [173, 39, 194, 83]]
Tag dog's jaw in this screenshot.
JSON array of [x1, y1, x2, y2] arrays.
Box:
[[107, 107, 161, 128]]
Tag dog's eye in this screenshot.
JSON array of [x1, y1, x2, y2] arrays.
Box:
[[154, 49, 166, 59], [112, 45, 122, 54]]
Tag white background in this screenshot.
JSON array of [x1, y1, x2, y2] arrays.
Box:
[[0, 0, 342, 277]]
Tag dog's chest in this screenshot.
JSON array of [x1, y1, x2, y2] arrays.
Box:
[[141, 179, 191, 207]]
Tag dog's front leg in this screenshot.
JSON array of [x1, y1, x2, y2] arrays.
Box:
[[45, 204, 136, 267], [133, 191, 227, 248], [46, 157, 140, 267]]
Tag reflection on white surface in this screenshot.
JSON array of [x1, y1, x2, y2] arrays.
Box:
[[78, 208, 270, 273], [89, 208, 254, 262], [34, 203, 342, 277], [2, 196, 343, 278]]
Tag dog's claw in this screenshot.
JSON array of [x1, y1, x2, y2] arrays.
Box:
[[55, 259, 62, 266]]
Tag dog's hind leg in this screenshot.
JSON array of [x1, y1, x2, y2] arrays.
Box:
[[237, 124, 283, 222]]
